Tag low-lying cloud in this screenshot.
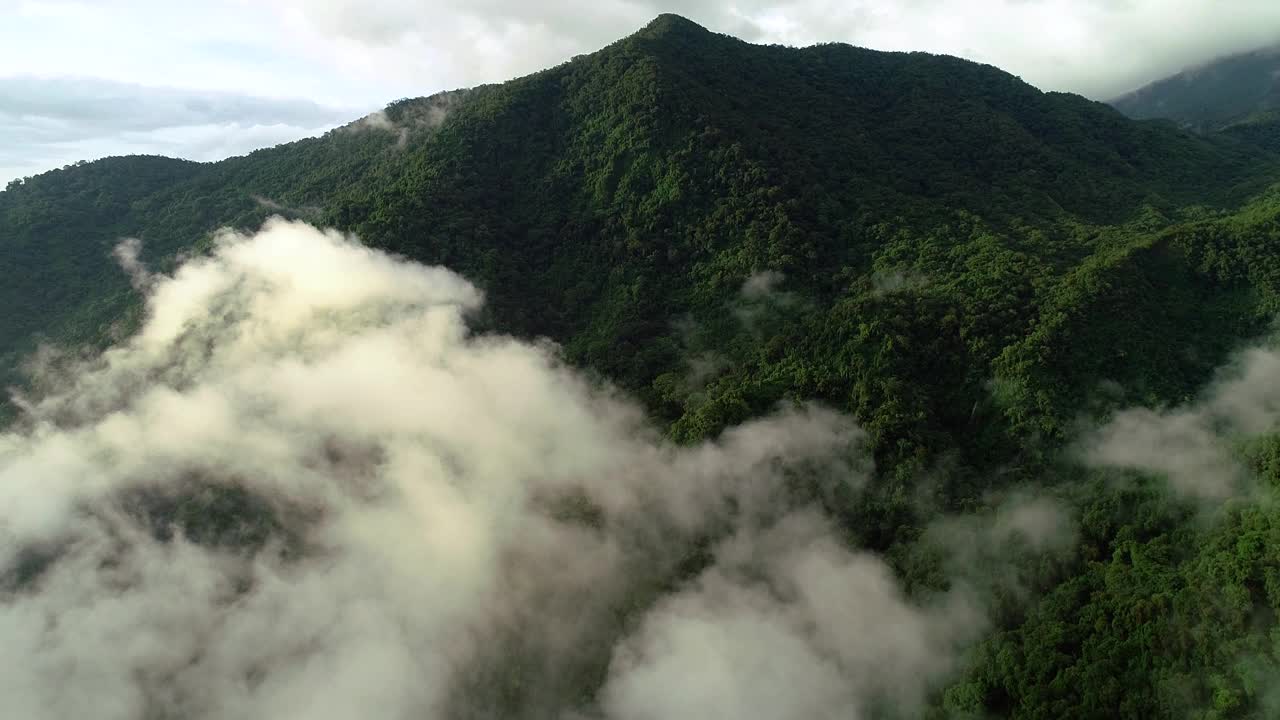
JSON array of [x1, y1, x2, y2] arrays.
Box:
[[343, 90, 469, 149], [601, 510, 984, 720], [1, 219, 1010, 718], [1082, 345, 1280, 499], [111, 237, 152, 291]]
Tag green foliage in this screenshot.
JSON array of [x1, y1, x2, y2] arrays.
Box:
[[952, 472, 1280, 720]]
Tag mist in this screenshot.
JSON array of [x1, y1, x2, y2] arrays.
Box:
[[1083, 344, 1280, 500], [0, 219, 1025, 719], [342, 91, 470, 150]]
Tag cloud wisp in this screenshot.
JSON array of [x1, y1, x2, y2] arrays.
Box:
[[0, 218, 1017, 719], [1082, 345, 1280, 500], [342, 90, 470, 149]]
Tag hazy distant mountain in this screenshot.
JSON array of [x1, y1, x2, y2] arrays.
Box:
[[1111, 44, 1280, 130]]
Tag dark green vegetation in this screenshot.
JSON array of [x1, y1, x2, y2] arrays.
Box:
[[5, 14, 1280, 718], [1111, 45, 1280, 131]]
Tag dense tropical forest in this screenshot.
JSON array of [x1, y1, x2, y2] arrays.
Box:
[[5, 14, 1280, 719], [1111, 44, 1280, 131]]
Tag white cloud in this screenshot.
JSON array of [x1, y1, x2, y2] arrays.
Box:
[[3, 218, 1013, 718], [111, 237, 151, 290], [602, 510, 985, 720], [1082, 346, 1280, 500]]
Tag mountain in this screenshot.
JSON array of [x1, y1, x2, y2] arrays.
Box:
[[1111, 44, 1280, 130], [6, 14, 1280, 718], [4, 15, 1274, 422]]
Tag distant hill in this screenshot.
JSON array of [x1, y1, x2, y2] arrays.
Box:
[[1111, 45, 1280, 130]]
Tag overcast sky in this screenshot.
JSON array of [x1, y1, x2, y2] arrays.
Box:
[[4, 0, 1280, 184]]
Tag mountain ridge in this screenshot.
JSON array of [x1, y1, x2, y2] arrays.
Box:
[[5, 15, 1279, 449], [1111, 43, 1280, 130]]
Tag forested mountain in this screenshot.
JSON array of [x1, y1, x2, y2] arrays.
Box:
[[6, 14, 1280, 719], [1111, 45, 1280, 131]]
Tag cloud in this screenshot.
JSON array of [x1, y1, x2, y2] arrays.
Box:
[[111, 238, 151, 291], [0, 76, 354, 183], [869, 269, 929, 297], [0, 218, 1022, 718], [600, 510, 985, 720], [0, 1, 380, 103], [740, 270, 786, 301], [923, 492, 1078, 608], [266, 0, 1280, 99], [1081, 345, 1280, 500], [342, 90, 469, 149], [733, 270, 799, 337]]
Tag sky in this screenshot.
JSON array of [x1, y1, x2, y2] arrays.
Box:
[[3, 0, 1280, 184]]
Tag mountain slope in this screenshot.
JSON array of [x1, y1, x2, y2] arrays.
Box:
[[5, 10, 1280, 548], [7, 16, 1275, 452], [6, 15, 1280, 718], [1111, 45, 1280, 131]]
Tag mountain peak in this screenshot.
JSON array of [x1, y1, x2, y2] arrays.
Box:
[[637, 14, 710, 39]]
